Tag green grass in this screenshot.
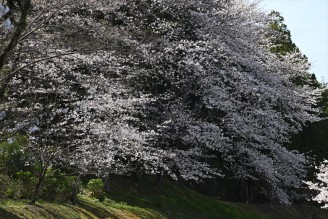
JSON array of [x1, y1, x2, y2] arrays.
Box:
[[0, 197, 163, 219], [1, 177, 328, 219]]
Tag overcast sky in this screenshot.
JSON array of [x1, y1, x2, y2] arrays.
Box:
[[253, 0, 328, 83]]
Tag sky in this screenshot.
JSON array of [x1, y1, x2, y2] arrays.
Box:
[[252, 0, 328, 83]]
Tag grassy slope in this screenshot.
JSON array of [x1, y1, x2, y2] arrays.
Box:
[[1, 178, 328, 219]]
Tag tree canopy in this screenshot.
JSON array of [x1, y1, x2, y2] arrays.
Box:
[[0, 0, 324, 205]]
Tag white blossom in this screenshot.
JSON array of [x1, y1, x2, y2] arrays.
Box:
[[3, 18, 13, 30], [0, 4, 10, 18]]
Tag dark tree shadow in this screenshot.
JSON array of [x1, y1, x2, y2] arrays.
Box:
[[33, 204, 70, 219], [31, 202, 118, 219], [76, 200, 119, 219], [0, 208, 21, 219]]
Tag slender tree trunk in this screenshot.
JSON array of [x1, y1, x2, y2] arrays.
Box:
[[30, 163, 48, 205], [248, 180, 253, 203], [71, 174, 81, 205], [103, 176, 110, 193], [130, 172, 139, 192], [243, 179, 249, 203], [270, 186, 274, 208], [154, 171, 165, 188], [245, 179, 254, 203]]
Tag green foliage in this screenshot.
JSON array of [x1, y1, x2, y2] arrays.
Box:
[[287, 86, 328, 185], [1, 176, 328, 218], [288, 88, 328, 182], [317, 88, 328, 116], [15, 171, 37, 198], [291, 74, 321, 88], [0, 174, 12, 198], [267, 10, 321, 89], [2, 169, 77, 201], [42, 170, 77, 202], [289, 120, 328, 163], [0, 173, 27, 199], [5, 179, 23, 199], [103, 176, 328, 219], [268, 11, 302, 57], [87, 178, 105, 202], [0, 135, 29, 175]]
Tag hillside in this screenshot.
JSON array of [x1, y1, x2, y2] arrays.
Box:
[[1, 179, 328, 219]]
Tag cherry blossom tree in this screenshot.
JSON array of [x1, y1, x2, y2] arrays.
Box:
[[104, 0, 321, 204], [0, 0, 322, 205]]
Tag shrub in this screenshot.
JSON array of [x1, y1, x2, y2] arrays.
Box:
[[0, 174, 11, 198], [86, 178, 105, 202], [42, 171, 77, 201], [15, 171, 37, 199], [0, 135, 29, 175], [0, 173, 28, 199], [5, 180, 23, 199], [14, 170, 78, 201]]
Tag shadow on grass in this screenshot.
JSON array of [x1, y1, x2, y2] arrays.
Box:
[[0, 208, 21, 219], [77, 199, 119, 219], [106, 183, 182, 219], [33, 201, 118, 219], [34, 204, 74, 219], [106, 177, 243, 219]]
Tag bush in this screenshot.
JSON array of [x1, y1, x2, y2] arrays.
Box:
[[14, 170, 78, 202], [87, 178, 105, 202], [42, 171, 77, 202], [0, 174, 11, 199], [0, 173, 27, 199], [0, 135, 29, 175], [5, 180, 23, 199], [15, 171, 37, 199]]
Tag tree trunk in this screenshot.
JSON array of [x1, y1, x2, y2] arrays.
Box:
[[249, 180, 254, 203], [270, 186, 274, 208], [30, 163, 47, 205], [155, 171, 165, 188], [243, 179, 249, 203], [130, 172, 139, 192], [103, 176, 110, 193], [70, 175, 81, 205], [244, 179, 254, 203]]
